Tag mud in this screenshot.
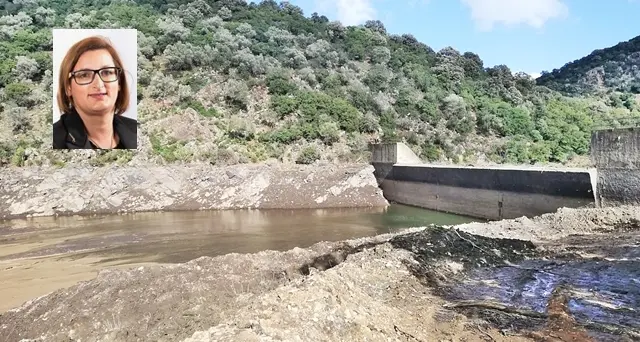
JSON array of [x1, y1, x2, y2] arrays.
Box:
[[0, 256, 158, 314], [1, 206, 639, 342], [436, 231, 640, 341], [455, 205, 640, 242]]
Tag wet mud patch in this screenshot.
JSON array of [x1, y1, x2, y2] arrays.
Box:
[[393, 226, 640, 341], [611, 218, 640, 233], [388, 226, 541, 289]]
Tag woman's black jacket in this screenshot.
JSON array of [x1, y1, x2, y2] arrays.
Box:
[[52, 109, 137, 149]]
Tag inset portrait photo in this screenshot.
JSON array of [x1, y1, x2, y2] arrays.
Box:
[[52, 29, 138, 149]]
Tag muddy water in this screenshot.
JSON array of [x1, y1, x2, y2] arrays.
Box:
[[0, 204, 476, 312]]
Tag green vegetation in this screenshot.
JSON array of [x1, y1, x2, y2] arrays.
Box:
[[1, 0, 639, 166], [296, 145, 320, 164], [149, 132, 192, 163], [537, 35, 640, 95], [89, 150, 135, 166], [179, 98, 220, 118]]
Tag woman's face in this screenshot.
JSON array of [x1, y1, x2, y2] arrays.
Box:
[[67, 49, 120, 116]]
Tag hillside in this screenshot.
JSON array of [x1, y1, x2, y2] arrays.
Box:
[[537, 35, 640, 95], [1, 0, 639, 169]]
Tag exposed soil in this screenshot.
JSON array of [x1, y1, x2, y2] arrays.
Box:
[[0, 163, 387, 220], [454, 205, 640, 242], [1, 206, 639, 342]]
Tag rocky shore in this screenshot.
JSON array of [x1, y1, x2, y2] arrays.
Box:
[[1, 205, 639, 342], [0, 163, 388, 219]]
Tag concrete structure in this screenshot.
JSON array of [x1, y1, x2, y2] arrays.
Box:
[[370, 143, 422, 185], [591, 128, 640, 206], [370, 143, 596, 220]]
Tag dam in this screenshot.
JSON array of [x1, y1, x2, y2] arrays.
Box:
[[371, 128, 640, 220], [591, 127, 640, 207]]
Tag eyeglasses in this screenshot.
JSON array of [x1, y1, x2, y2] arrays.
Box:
[[69, 67, 121, 85]]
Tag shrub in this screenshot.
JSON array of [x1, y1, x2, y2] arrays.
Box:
[[223, 79, 249, 110], [262, 125, 303, 144], [266, 71, 298, 95], [11, 146, 26, 166], [149, 133, 191, 162], [89, 150, 134, 166], [6, 106, 31, 134], [227, 116, 255, 140], [296, 145, 320, 164], [4, 83, 33, 107], [180, 98, 219, 117], [318, 120, 340, 144], [420, 141, 441, 161], [0, 142, 14, 166], [271, 95, 299, 118]]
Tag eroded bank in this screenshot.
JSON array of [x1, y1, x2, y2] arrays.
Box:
[[0, 163, 388, 219]]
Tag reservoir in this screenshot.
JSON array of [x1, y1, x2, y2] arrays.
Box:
[[0, 204, 477, 312]]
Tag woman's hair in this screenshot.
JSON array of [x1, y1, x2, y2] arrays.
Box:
[[56, 35, 129, 115]]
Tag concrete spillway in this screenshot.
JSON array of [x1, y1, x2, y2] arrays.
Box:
[[372, 128, 640, 220], [371, 143, 597, 220]]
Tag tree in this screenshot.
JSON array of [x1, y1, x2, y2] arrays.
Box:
[[163, 42, 199, 70], [33, 7, 55, 27], [12, 55, 38, 81], [364, 20, 386, 34], [264, 26, 295, 47], [441, 94, 473, 134], [461, 52, 483, 78], [281, 47, 307, 68], [371, 46, 390, 64], [235, 23, 256, 38], [64, 12, 92, 28], [156, 15, 190, 43], [0, 12, 32, 38], [232, 48, 277, 77], [167, 4, 203, 27], [433, 47, 465, 92], [280, 2, 304, 16], [363, 65, 393, 92], [218, 6, 232, 20], [266, 70, 297, 95], [197, 16, 223, 34], [138, 31, 158, 59], [311, 12, 328, 23]]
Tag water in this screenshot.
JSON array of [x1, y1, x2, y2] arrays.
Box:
[[0, 204, 476, 263], [0, 204, 476, 312]]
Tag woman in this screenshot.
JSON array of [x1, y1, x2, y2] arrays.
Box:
[[53, 35, 137, 149]]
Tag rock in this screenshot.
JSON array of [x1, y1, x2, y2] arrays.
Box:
[[0, 164, 389, 219]]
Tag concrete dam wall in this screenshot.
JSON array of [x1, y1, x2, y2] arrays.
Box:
[[591, 127, 640, 206], [371, 143, 596, 220]]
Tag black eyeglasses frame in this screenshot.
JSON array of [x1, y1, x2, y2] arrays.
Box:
[[69, 67, 122, 85]]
